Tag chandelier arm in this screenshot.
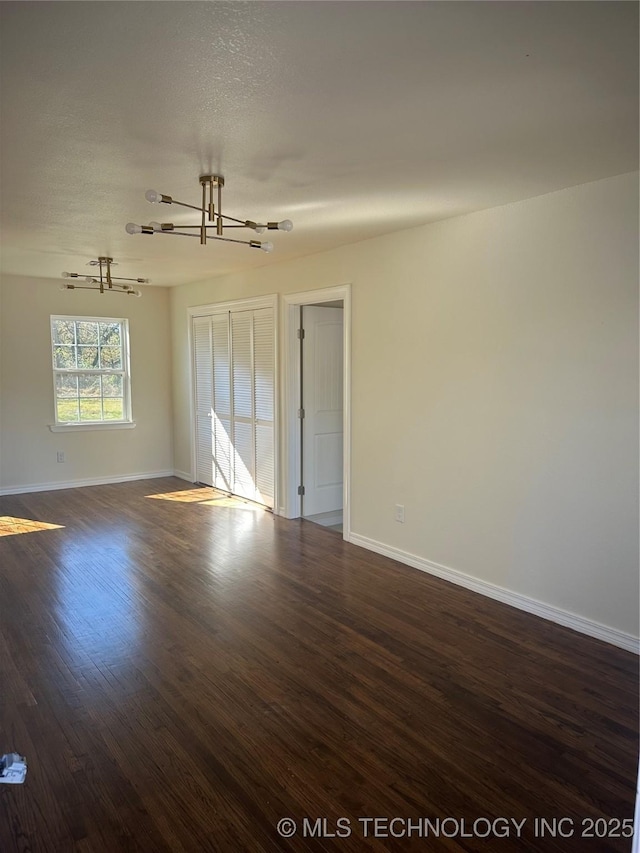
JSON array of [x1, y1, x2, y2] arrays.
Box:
[[170, 200, 205, 213], [209, 235, 252, 246], [61, 284, 141, 296], [219, 213, 257, 226], [161, 224, 247, 230], [162, 222, 268, 230], [146, 229, 268, 248], [208, 235, 270, 248]]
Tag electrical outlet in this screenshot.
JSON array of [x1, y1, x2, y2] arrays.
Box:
[[395, 504, 405, 523], [57, 451, 65, 463]]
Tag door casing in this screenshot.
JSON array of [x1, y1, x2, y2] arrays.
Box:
[[301, 305, 344, 519]]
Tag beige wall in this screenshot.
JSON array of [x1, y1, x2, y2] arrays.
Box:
[[0, 276, 173, 490], [171, 172, 639, 640]]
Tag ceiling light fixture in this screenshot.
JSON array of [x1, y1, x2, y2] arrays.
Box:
[[125, 174, 293, 253], [61, 257, 147, 297]]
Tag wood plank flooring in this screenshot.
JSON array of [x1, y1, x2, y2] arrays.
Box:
[[0, 477, 637, 852]]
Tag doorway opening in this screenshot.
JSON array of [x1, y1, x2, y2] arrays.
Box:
[[299, 301, 344, 533], [282, 286, 351, 539]]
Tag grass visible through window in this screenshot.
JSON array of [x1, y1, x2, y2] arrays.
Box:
[[56, 399, 124, 422]]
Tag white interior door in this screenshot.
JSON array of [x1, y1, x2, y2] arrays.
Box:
[[301, 305, 344, 516]]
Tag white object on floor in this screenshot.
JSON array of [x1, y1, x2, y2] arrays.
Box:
[[0, 753, 27, 784]]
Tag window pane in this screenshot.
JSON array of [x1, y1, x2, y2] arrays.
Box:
[[51, 317, 129, 425], [55, 346, 76, 368], [78, 375, 101, 397], [99, 323, 121, 346], [102, 374, 123, 397], [100, 346, 122, 369], [79, 399, 103, 421], [76, 321, 99, 344], [77, 346, 99, 368], [56, 399, 79, 422], [56, 374, 79, 397], [52, 320, 76, 345], [103, 399, 124, 420]]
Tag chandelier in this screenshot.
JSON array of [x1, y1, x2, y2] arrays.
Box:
[[61, 257, 147, 297], [125, 174, 293, 252]]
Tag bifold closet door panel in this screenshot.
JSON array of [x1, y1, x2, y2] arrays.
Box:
[[193, 316, 214, 487], [231, 311, 256, 502], [212, 313, 232, 493], [253, 308, 275, 508]]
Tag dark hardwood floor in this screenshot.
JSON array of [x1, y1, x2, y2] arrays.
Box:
[[0, 477, 637, 852]]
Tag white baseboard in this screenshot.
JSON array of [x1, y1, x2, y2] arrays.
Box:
[[0, 470, 175, 496], [172, 470, 194, 483], [348, 532, 639, 655]]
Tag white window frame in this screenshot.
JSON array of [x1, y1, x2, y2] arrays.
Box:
[[49, 315, 135, 432]]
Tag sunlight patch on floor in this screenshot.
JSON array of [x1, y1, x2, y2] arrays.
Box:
[[146, 488, 218, 503], [199, 496, 264, 512], [0, 516, 65, 537], [146, 488, 265, 512]]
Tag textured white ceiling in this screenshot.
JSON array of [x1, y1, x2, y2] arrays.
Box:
[[0, 1, 637, 287]]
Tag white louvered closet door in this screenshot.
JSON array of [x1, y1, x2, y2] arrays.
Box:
[[193, 306, 274, 509], [231, 311, 255, 502], [252, 308, 275, 508], [193, 316, 214, 486], [211, 314, 232, 493]]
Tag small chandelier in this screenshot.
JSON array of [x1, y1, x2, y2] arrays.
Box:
[[125, 174, 293, 252], [61, 257, 147, 296]]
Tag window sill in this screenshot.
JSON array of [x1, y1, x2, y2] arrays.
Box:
[[48, 422, 136, 433]]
